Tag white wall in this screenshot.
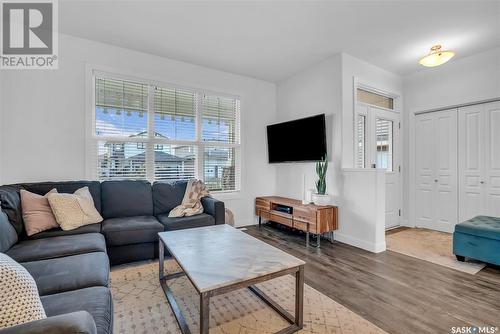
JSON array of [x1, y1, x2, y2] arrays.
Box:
[[403, 47, 500, 226], [275, 53, 400, 252], [275, 55, 342, 203], [0, 33, 277, 227], [337, 169, 386, 252]]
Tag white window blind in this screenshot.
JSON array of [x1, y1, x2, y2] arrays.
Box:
[[202, 95, 240, 143], [376, 118, 393, 171], [154, 87, 196, 141], [95, 78, 148, 137], [154, 145, 196, 181], [91, 72, 241, 192], [356, 115, 366, 168], [98, 141, 146, 180], [357, 88, 394, 110], [200, 94, 240, 191]]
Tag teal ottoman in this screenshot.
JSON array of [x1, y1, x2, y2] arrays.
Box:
[[453, 216, 500, 266]]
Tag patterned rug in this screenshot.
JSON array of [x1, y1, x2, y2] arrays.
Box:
[[110, 261, 387, 334], [386, 228, 486, 274]]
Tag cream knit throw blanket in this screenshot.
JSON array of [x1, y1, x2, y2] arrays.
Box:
[[168, 179, 210, 217]]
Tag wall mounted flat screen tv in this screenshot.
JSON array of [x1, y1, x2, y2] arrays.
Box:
[[267, 114, 327, 163]]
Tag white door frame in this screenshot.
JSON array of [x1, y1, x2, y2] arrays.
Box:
[[353, 80, 402, 229]]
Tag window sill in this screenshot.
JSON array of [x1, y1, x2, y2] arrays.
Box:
[[211, 190, 242, 201]]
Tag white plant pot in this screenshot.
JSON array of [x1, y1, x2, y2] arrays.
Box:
[[312, 193, 331, 206]]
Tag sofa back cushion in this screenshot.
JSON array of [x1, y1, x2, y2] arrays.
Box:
[[101, 180, 153, 218], [0, 210, 18, 252], [20, 181, 102, 213], [152, 181, 187, 215], [0, 185, 23, 235]]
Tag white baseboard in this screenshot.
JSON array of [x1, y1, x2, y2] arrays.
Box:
[[233, 217, 256, 228], [334, 232, 386, 253]]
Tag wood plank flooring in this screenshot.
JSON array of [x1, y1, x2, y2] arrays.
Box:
[[244, 224, 500, 334]]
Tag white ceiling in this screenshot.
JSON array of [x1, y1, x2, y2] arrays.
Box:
[[59, 1, 500, 82]]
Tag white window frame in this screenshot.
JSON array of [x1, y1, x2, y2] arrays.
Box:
[[85, 67, 242, 194], [353, 78, 400, 169]]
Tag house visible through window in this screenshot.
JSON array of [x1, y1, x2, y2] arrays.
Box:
[[91, 74, 241, 192]]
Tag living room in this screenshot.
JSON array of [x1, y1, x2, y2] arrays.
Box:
[[0, 1, 499, 334]]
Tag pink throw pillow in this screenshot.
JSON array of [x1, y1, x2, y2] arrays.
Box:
[[21, 189, 59, 236]]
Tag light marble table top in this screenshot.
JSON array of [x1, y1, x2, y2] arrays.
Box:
[[159, 225, 305, 293]]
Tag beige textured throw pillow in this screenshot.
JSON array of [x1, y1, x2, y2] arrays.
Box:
[[47, 186, 103, 231], [21, 189, 59, 236], [0, 253, 46, 329]]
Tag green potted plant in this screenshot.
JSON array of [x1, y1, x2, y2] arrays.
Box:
[[312, 155, 330, 206]]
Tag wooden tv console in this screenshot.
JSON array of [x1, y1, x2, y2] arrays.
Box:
[[255, 196, 338, 247]]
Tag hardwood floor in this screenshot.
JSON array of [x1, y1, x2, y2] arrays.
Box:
[[244, 224, 500, 334]]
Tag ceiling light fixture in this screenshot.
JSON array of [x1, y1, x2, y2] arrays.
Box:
[[419, 45, 455, 67]]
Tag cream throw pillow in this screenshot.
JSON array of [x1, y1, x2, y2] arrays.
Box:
[[0, 253, 46, 329], [47, 187, 103, 231]]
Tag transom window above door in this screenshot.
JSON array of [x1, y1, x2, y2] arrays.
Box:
[[357, 88, 394, 110], [89, 73, 241, 193]]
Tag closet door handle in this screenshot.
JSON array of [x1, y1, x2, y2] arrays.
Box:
[[480, 181, 485, 184], [434, 179, 438, 183]]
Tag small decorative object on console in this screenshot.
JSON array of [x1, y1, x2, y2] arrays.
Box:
[[312, 155, 331, 206]]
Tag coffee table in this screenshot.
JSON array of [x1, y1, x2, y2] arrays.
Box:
[[158, 224, 305, 334]]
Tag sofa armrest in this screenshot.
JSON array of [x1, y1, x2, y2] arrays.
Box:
[[201, 197, 225, 225], [0, 311, 97, 334]]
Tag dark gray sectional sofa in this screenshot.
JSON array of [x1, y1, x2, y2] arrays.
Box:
[[0, 180, 225, 334]]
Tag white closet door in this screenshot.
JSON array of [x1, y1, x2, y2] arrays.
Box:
[[415, 113, 435, 229], [415, 109, 458, 232], [459, 104, 486, 221], [484, 102, 500, 217], [433, 109, 458, 232]]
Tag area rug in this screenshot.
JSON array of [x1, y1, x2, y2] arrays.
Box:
[[110, 261, 387, 334], [386, 228, 486, 275]]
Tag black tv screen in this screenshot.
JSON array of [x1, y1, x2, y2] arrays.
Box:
[[267, 114, 327, 163]]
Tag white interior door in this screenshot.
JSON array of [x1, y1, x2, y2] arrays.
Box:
[[415, 113, 435, 229], [459, 104, 486, 221], [483, 102, 500, 217], [433, 109, 458, 232], [356, 103, 401, 229], [415, 109, 457, 233]]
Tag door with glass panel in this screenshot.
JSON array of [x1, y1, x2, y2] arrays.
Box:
[[356, 102, 400, 229]]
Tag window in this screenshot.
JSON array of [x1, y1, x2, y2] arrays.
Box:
[[375, 118, 393, 171], [357, 88, 394, 110], [356, 115, 366, 168], [90, 73, 241, 192]]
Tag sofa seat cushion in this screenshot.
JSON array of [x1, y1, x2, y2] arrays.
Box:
[[22, 252, 110, 296], [41, 286, 113, 334], [6, 233, 106, 263], [26, 223, 101, 240], [454, 216, 500, 241], [157, 213, 215, 231], [101, 216, 164, 247]]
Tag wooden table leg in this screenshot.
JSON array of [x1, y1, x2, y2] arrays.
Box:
[[200, 292, 210, 334], [295, 265, 304, 329]]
